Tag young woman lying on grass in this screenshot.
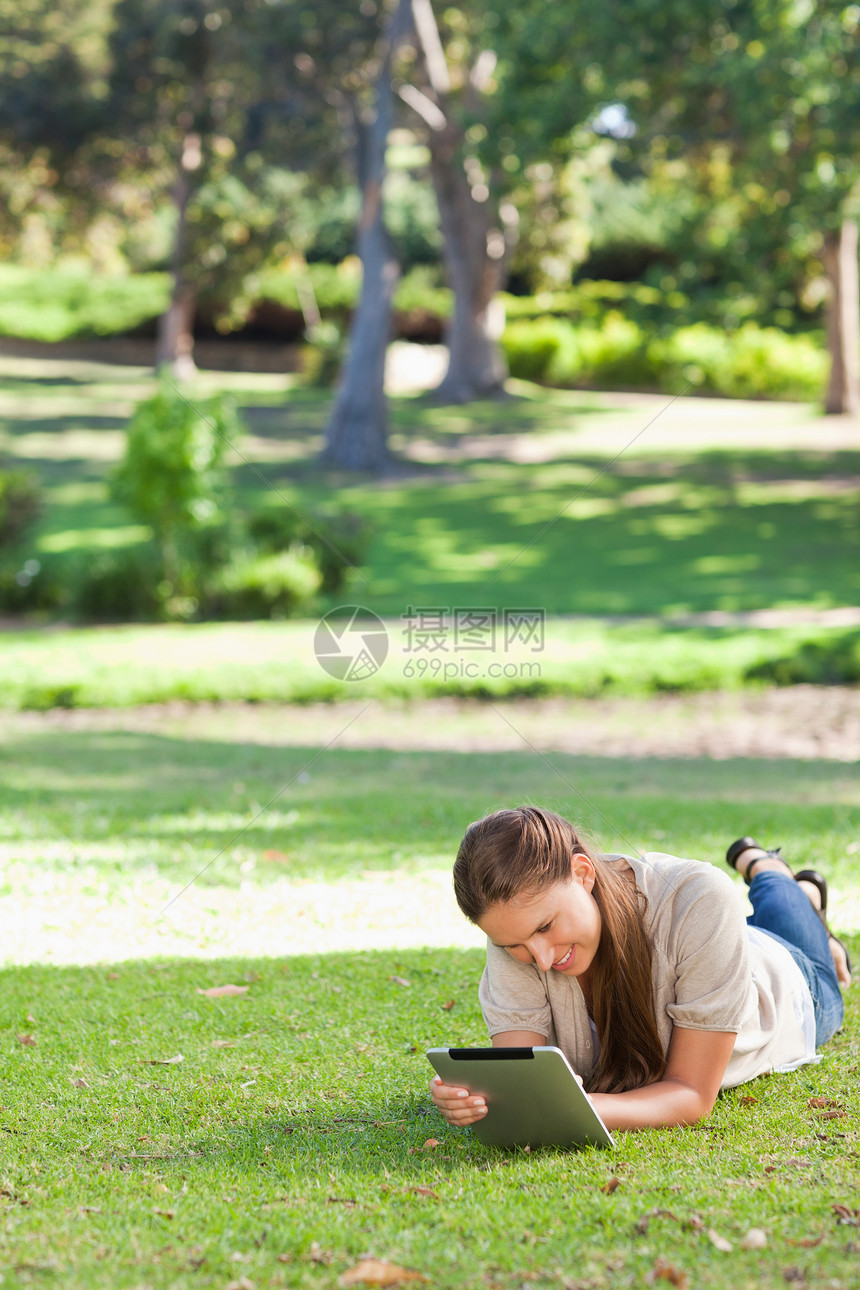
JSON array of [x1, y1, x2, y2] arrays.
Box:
[[431, 807, 851, 1133]]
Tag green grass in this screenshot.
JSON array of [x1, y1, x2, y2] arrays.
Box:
[[1, 619, 859, 710], [2, 359, 859, 621], [0, 714, 858, 1289]]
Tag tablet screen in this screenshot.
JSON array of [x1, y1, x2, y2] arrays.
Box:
[[427, 1046, 614, 1149]]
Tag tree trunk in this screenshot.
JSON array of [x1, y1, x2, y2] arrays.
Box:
[[156, 133, 200, 380], [823, 218, 860, 415], [427, 130, 508, 403], [322, 0, 413, 472]]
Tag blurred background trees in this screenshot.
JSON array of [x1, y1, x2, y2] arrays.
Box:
[[1, 0, 858, 469]]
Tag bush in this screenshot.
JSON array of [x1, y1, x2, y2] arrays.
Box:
[[69, 546, 165, 623], [0, 554, 67, 615], [502, 315, 828, 400], [744, 633, 860, 686], [0, 265, 169, 342], [0, 469, 41, 546], [112, 381, 241, 598], [248, 504, 372, 595], [203, 546, 322, 620]]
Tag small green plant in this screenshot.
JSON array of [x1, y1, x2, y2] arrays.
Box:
[[111, 381, 241, 615], [0, 467, 41, 547], [203, 545, 322, 619], [248, 504, 372, 594]]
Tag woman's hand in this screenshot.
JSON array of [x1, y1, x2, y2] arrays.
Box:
[[429, 1075, 488, 1126]]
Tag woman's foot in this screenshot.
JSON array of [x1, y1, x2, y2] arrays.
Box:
[[727, 839, 852, 988]]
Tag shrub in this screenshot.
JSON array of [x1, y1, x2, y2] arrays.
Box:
[[0, 469, 41, 546], [744, 633, 860, 686], [69, 546, 165, 623], [112, 381, 241, 597], [0, 554, 67, 615], [248, 504, 372, 595], [502, 316, 828, 400], [203, 546, 322, 620]]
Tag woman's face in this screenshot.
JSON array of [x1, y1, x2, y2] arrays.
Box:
[[477, 853, 601, 982]]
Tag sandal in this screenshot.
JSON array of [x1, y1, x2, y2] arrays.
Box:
[[725, 836, 852, 980]]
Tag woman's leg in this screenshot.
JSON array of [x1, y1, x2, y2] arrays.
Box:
[[732, 846, 846, 1047]]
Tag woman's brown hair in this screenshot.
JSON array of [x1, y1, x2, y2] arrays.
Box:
[[453, 805, 665, 1095]]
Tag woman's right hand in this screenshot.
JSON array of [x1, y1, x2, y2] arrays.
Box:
[[429, 1075, 488, 1126]]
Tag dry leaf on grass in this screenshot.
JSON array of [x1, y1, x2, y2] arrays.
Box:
[[441, 1000, 456, 1011], [71, 1078, 89, 1089], [408, 1186, 438, 1199], [16, 1034, 36, 1047], [389, 977, 411, 989], [421, 1139, 441, 1150], [817, 1109, 847, 1121], [785, 1236, 823, 1248], [25, 1012, 36, 1024], [707, 1228, 733, 1252], [807, 1097, 838, 1109], [739, 1095, 758, 1106], [210, 1039, 235, 1048], [139, 1054, 184, 1066], [739, 1228, 768, 1250], [339, 1259, 427, 1287], [647, 1257, 689, 1288], [197, 984, 249, 998], [833, 1204, 860, 1226], [153, 1208, 175, 1219], [262, 850, 290, 862], [601, 1176, 621, 1194]]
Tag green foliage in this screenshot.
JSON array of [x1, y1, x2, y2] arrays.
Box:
[[248, 503, 372, 595], [502, 315, 828, 400], [302, 320, 346, 388], [745, 633, 860, 687], [0, 465, 41, 545], [111, 380, 236, 594], [68, 545, 165, 623], [0, 265, 170, 342], [203, 545, 322, 620]]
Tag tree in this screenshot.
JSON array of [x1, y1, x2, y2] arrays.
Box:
[[105, 0, 305, 376], [320, 0, 415, 472]]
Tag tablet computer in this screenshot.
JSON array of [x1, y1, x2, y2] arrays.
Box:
[[427, 1046, 614, 1149]]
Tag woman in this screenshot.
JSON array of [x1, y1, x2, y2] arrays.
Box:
[[431, 807, 851, 1132]]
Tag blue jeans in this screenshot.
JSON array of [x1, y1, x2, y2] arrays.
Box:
[[747, 871, 844, 1048]]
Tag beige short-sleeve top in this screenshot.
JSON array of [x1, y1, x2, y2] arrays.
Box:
[[478, 851, 817, 1089]]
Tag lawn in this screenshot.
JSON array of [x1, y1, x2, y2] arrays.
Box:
[[1, 711, 858, 1288], [1, 355, 859, 619]]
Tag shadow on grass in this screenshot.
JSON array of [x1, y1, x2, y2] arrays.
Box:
[[1, 730, 858, 888]]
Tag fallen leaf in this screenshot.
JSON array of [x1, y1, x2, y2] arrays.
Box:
[[782, 1268, 806, 1285], [327, 1196, 358, 1208], [833, 1204, 860, 1226], [16, 1034, 36, 1047], [389, 976, 411, 988], [153, 1183, 169, 1194], [786, 1236, 822, 1248], [647, 1258, 689, 1288], [818, 1110, 847, 1121], [409, 1186, 438, 1199], [262, 850, 289, 862], [739, 1228, 768, 1250], [807, 1097, 837, 1109], [441, 1000, 456, 1011], [210, 1040, 235, 1048], [71, 1078, 89, 1089], [601, 1176, 621, 1194], [153, 1208, 175, 1219], [339, 1259, 427, 1287], [26, 1013, 36, 1024], [422, 1139, 441, 1150], [140, 1054, 184, 1066], [707, 1228, 733, 1253], [79, 1206, 101, 1215], [635, 1209, 679, 1235], [739, 1095, 758, 1106], [197, 984, 249, 998]]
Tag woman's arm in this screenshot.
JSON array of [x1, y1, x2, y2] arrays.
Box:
[[589, 1026, 737, 1130], [430, 1030, 546, 1126]]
